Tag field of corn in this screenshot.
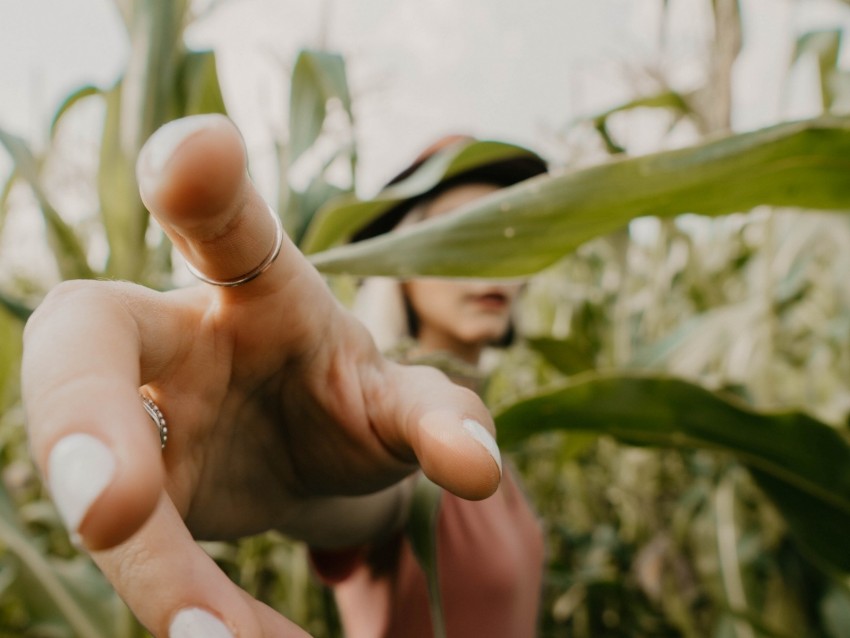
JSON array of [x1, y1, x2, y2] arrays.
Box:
[[3, 1, 850, 636]]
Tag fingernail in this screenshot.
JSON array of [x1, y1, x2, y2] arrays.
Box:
[[138, 115, 220, 189], [462, 418, 502, 475], [170, 608, 235, 638], [47, 433, 116, 534]]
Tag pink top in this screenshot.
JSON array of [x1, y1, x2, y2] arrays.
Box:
[[312, 468, 544, 638]]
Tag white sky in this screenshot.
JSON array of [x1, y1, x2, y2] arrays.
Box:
[[0, 0, 849, 281], [2, 0, 849, 182]]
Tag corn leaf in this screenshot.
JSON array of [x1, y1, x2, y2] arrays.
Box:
[[284, 49, 355, 242], [289, 49, 352, 166], [287, 177, 348, 247], [793, 29, 841, 112], [526, 336, 596, 376], [122, 0, 188, 152], [0, 483, 115, 638], [0, 169, 16, 235], [309, 116, 850, 278], [50, 84, 103, 140], [96, 1, 189, 281], [0, 290, 33, 323], [406, 476, 446, 638], [821, 586, 850, 638], [588, 90, 692, 154], [302, 140, 541, 254], [0, 129, 93, 280], [176, 49, 227, 117], [495, 372, 850, 571], [97, 82, 148, 281], [0, 307, 21, 411]]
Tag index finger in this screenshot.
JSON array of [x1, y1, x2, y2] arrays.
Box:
[[136, 115, 328, 306]]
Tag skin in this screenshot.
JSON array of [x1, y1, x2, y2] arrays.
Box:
[[403, 184, 523, 365], [21, 115, 501, 638]]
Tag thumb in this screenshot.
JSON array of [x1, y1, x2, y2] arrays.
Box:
[[375, 362, 502, 501]]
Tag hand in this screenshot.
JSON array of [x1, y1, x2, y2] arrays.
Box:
[[21, 115, 502, 637]]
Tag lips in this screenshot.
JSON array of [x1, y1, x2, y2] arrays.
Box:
[[468, 291, 510, 310]]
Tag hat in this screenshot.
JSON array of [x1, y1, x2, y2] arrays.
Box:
[[300, 135, 548, 253]]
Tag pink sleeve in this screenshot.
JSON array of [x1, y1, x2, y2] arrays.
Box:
[[330, 468, 545, 638]]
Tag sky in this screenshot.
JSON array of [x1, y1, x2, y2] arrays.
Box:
[[2, 0, 849, 184], [0, 0, 720, 188], [0, 0, 849, 281]]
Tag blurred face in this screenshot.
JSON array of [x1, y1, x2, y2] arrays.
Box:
[[403, 184, 523, 364]]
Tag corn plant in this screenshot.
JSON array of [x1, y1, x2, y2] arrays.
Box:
[[4, 0, 850, 636]]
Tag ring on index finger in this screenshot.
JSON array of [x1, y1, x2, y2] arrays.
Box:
[[185, 204, 283, 287]]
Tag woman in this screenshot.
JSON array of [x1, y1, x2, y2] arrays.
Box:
[[312, 135, 548, 637]]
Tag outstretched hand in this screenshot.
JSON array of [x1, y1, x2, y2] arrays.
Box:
[[21, 115, 502, 637]]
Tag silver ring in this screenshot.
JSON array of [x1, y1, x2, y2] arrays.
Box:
[[186, 205, 284, 287], [141, 394, 168, 450]]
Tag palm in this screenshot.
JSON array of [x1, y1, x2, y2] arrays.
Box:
[[159, 283, 414, 540]]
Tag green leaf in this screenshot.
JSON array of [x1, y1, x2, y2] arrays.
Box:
[[283, 50, 355, 242], [593, 118, 626, 155], [406, 476, 446, 638], [792, 30, 842, 111], [0, 483, 114, 638], [495, 373, 850, 571], [526, 336, 595, 376], [309, 116, 850, 278], [588, 90, 692, 154], [288, 49, 352, 166], [821, 586, 850, 638], [302, 139, 543, 254], [122, 0, 189, 152], [792, 30, 841, 70], [176, 50, 227, 117], [0, 305, 22, 412], [97, 82, 149, 281], [287, 177, 347, 247], [828, 70, 850, 114], [0, 129, 93, 280], [50, 85, 102, 140], [0, 169, 16, 235], [95, 1, 195, 282], [0, 290, 34, 322]]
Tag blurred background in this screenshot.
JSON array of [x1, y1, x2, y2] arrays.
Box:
[[3, 0, 850, 636]]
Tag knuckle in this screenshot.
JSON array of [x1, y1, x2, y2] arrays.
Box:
[[98, 537, 156, 597], [23, 281, 142, 373], [413, 363, 451, 385], [24, 280, 100, 341]]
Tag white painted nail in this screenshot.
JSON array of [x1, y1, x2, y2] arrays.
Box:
[[462, 418, 502, 475], [138, 115, 221, 188], [170, 608, 235, 638], [47, 433, 116, 534]]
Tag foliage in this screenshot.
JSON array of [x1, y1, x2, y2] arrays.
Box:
[[281, 48, 356, 246], [3, 0, 850, 637], [309, 116, 850, 278]]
